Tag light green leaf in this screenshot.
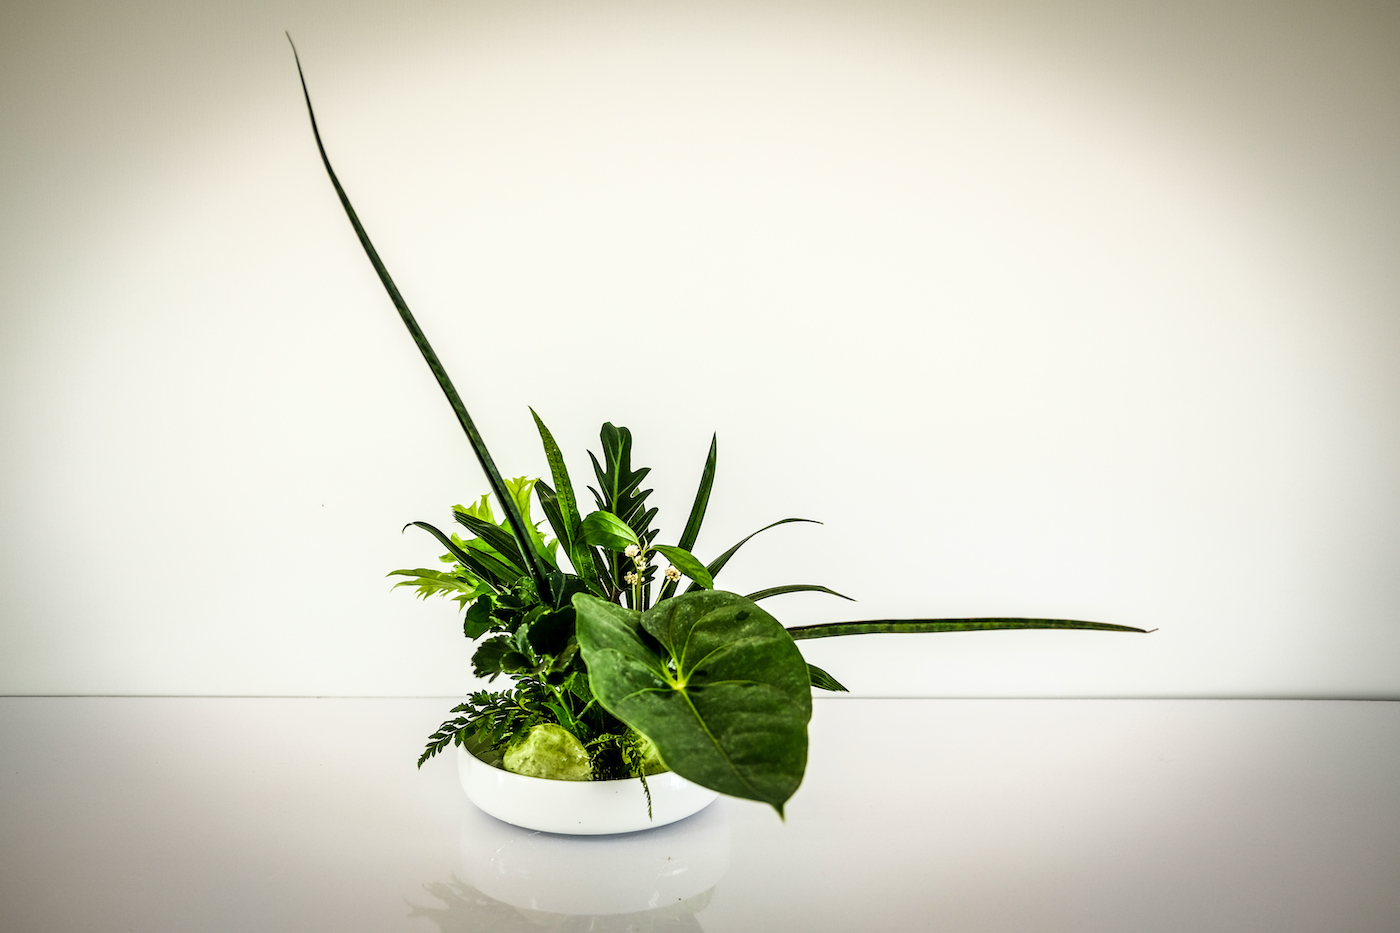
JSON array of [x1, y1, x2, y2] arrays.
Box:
[[574, 591, 812, 816], [581, 510, 640, 552], [652, 545, 714, 590]]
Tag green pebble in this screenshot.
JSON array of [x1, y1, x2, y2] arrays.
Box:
[[503, 724, 593, 781]]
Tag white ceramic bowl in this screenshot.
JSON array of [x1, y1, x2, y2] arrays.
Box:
[[456, 745, 719, 835]]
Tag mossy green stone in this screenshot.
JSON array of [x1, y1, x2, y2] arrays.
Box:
[[503, 724, 592, 781]]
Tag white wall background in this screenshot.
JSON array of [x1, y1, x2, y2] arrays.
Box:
[[2, 0, 1397, 697]]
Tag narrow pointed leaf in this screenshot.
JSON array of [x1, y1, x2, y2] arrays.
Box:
[[785, 617, 1153, 639], [574, 591, 811, 816], [289, 38, 551, 599], [652, 544, 714, 589], [746, 584, 854, 603], [530, 408, 584, 547], [686, 518, 820, 593], [658, 433, 716, 602], [403, 521, 519, 586], [805, 663, 849, 692], [453, 511, 526, 572]]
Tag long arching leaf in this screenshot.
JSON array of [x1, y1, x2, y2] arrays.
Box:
[[403, 521, 519, 587], [289, 37, 552, 600], [685, 518, 820, 593], [746, 584, 854, 603], [786, 618, 1154, 639]]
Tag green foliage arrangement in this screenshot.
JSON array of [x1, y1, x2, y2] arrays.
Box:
[[291, 42, 1149, 817]]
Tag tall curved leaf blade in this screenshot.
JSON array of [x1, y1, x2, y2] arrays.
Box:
[[686, 518, 821, 593], [786, 618, 1153, 639], [658, 433, 716, 602], [288, 38, 551, 599], [574, 591, 812, 816], [746, 584, 854, 603]]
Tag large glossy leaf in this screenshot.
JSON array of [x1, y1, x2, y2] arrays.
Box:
[[786, 617, 1153, 639], [574, 591, 812, 816], [289, 39, 552, 599]]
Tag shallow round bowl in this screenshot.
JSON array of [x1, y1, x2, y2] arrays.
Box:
[[456, 746, 719, 835]]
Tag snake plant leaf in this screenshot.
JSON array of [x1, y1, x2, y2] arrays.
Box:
[[785, 617, 1153, 639], [685, 517, 821, 593], [573, 591, 812, 816], [657, 434, 717, 602], [289, 38, 552, 599], [581, 510, 640, 552], [746, 584, 855, 603], [805, 662, 850, 692], [403, 521, 520, 586], [651, 545, 714, 589]]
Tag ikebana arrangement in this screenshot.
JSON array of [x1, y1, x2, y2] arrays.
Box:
[[291, 41, 1148, 820]]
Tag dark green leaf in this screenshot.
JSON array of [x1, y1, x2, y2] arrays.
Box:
[[471, 636, 531, 680], [805, 662, 849, 692], [657, 434, 717, 602], [453, 510, 527, 573], [786, 617, 1154, 639], [686, 517, 821, 593], [463, 595, 495, 639], [574, 591, 812, 816], [531, 409, 583, 544], [652, 544, 714, 589], [289, 38, 552, 599], [403, 521, 519, 586], [746, 584, 854, 603]]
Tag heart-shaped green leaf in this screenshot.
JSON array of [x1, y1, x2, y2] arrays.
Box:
[[573, 590, 812, 816]]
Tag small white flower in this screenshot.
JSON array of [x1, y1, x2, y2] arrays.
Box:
[[623, 545, 640, 558], [664, 566, 682, 582], [623, 571, 638, 585]]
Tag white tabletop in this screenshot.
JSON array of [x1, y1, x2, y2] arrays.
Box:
[[2, 697, 1397, 932]]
